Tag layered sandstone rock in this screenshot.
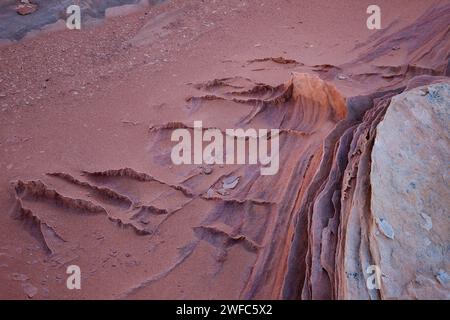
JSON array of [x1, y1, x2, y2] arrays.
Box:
[[281, 82, 449, 300], [279, 3, 450, 300], [2, 1, 449, 300], [9, 73, 349, 299], [9, 74, 448, 300]]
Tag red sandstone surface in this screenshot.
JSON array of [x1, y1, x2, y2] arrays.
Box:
[[0, 0, 449, 299]]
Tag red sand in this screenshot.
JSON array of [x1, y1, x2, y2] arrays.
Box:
[[0, 0, 448, 299]]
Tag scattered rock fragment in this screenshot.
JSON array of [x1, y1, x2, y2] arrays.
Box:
[[420, 213, 433, 231], [436, 270, 450, 286], [376, 217, 395, 239], [222, 176, 239, 189], [109, 249, 118, 257], [419, 88, 429, 96], [200, 165, 213, 175], [22, 283, 38, 298], [12, 273, 29, 281], [216, 188, 229, 196], [206, 188, 214, 198], [16, 1, 38, 15]]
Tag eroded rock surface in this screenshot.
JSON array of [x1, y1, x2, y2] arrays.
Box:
[[1, 0, 449, 300], [370, 83, 450, 299]]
